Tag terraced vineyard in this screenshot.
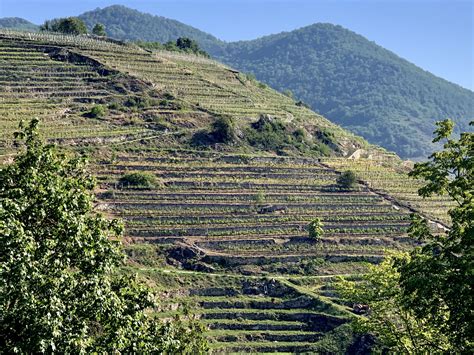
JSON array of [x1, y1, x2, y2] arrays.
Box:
[[135, 268, 359, 353], [99, 149, 415, 275], [0, 30, 451, 353], [323, 156, 454, 225], [0, 31, 160, 154]]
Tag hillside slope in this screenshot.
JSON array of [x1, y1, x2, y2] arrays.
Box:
[[0, 30, 453, 353], [219, 24, 474, 159], [64, 5, 473, 159]]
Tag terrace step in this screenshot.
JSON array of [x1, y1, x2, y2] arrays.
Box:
[[205, 320, 307, 331], [210, 340, 327, 353], [196, 295, 320, 310], [207, 330, 323, 343], [201, 310, 346, 332], [202, 253, 383, 266]]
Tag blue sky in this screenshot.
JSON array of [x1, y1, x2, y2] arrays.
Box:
[[1, 0, 473, 90]]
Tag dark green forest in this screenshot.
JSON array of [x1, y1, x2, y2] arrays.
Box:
[[219, 24, 474, 159]]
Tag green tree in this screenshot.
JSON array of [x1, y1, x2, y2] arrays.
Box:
[[308, 218, 324, 240], [336, 253, 450, 353], [398, 119, 473, 351], [337, 119, 473, 352], [337, 170, 357, 189], [176, 37, 199, 51], [88, 104, 107, 118], [0, 119, 208, 353], [41, 17, 88, 35], [212, 116, 235, 143], [92, 23, 106, 36]]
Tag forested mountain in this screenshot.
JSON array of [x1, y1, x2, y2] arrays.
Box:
[[219, 24, 474, 159], [77, 5, 225, 55], [0, 17, 39, 31]]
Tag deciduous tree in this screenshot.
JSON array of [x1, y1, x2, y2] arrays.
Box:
[[0, 119, 208, 353], [336, 120, 473, 353]]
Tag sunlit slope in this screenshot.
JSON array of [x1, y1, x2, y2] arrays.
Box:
[[0, 31, 159, 154], [0, 30, 453, 353], [0, 30, 368, 159]]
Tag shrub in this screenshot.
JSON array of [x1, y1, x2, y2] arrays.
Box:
[[124, 96, 149, 109], [337, 170, 358, 189], [88, 104, 107, 118], [246, 115, 292, 151], [119, 172, 156, 188], [308, 218, 324, 240], [212, 116, 235, 143], [107, 101, 122, 110]]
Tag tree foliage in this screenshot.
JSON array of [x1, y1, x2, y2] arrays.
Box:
[[398, 119, 473, 351], [336, 119, 473, 353], [87, 104, 107, 118], [0, 119, 208, 353], [92, 23, 106, 36], [336, 254, 451, 353], [136, 37, 210, 57], [212, 116, 235, 143], [40, 17, 88, 35], [336, 170, 357, 189]]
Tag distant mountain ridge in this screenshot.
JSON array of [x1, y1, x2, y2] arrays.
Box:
[[0, 17, 39, 31], [1, 5, 472, 158], [219, 23, 474, 158]]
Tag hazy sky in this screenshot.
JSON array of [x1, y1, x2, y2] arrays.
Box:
[[1, 0, 473, 90]]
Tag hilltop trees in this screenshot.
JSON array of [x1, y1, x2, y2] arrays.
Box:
[[92, 23, 106, 36], [0, 119, 208, 353], [40, 17, 88, 35], [337, 119, 473, 352], [135, 37, 210, 57]]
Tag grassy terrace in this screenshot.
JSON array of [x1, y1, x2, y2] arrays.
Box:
[[97, 150, 414, 276], [78, 42, 367, 151], [135, 267, 355, 353]]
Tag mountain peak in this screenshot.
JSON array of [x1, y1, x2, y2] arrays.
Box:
[[78, 4, 224, 53]]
